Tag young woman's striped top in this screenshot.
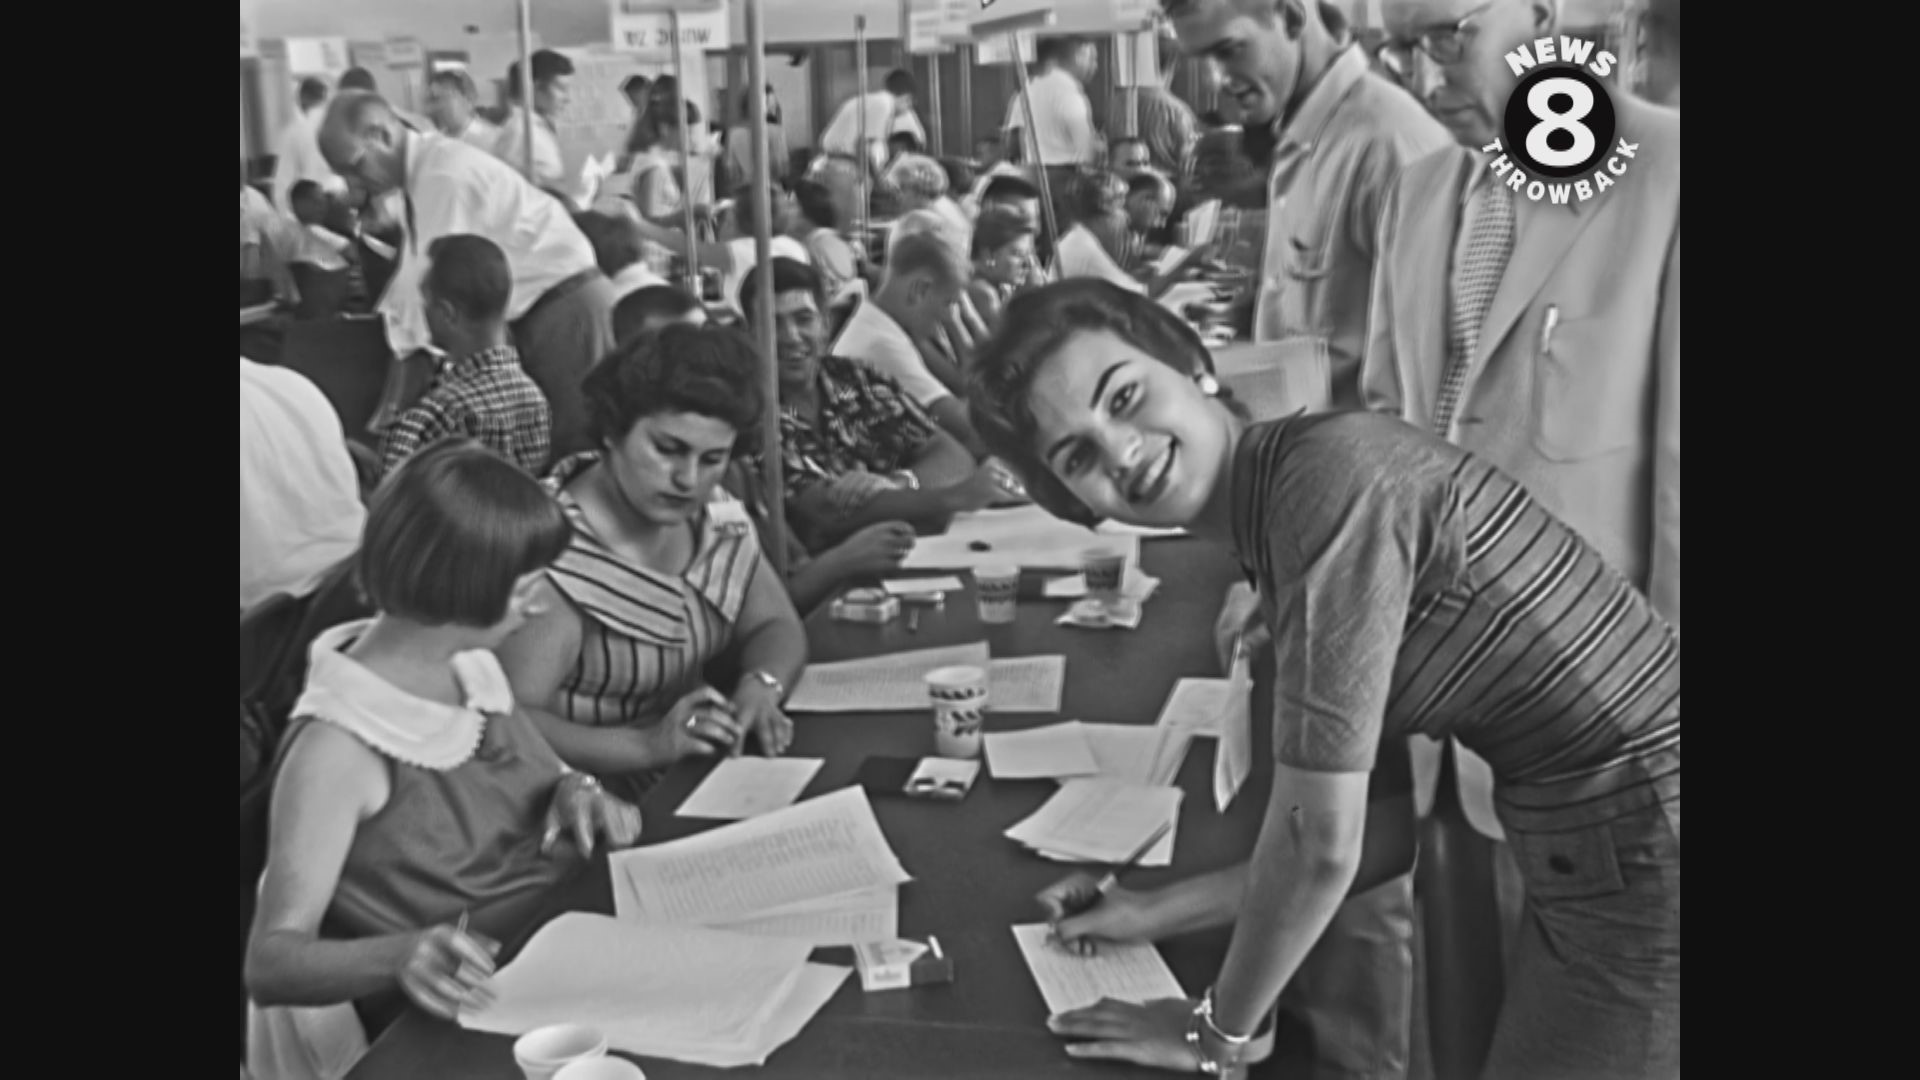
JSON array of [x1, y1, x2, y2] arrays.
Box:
[[1229, 413, 1679, 823], [541, 453, 762, 731]]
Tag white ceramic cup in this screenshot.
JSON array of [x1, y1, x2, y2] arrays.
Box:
[[514, 1024, 608, 1080], [974, 563, 1020, 625], [925, 665, 989, 758], [553, 1058, 647, 1080]]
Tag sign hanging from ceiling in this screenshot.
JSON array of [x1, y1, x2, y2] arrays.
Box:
[[609, 0, 732, 58]]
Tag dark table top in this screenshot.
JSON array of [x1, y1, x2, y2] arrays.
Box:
[[346, 537, 1414, 1080]]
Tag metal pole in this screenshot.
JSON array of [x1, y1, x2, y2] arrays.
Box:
[[516, 0, 535, 180], [745, 0, 786, 582], [958, 44, 973, 155], [1011, 35, 1061, 264], [670, 9, 702, 298], [1127, 33, 1141, 139], [854, 15, 870, 251]]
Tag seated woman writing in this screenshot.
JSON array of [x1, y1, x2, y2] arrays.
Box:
[[969, 282, 1680, 1080], [244, 441, 643, 1080], [496, 323, 808, 802]]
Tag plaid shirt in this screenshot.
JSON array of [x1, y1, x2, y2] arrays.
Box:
[[379, 345, 553, 477], [768, 354, 940, 504]]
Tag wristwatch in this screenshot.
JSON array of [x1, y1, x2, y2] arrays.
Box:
[[744, 669, 787, 701], [888, 470, 921, 491]]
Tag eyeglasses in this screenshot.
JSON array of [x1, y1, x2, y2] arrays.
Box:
[[1376, 1, 1496, 78]]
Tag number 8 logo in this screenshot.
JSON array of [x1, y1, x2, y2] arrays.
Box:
[[1525, 77, 1596, 169]]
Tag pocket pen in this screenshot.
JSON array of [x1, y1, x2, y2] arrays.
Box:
[[1540, 304, 1561, 358]]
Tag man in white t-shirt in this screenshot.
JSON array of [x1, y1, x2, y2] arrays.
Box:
[[814, 70, 925, 233], [831, 232, 977, 448], [1003, 35, 1102, 229], [493, 50, 575, 199], [240, 358, 366, 611]]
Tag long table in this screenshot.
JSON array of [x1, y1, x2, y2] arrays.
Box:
[[346, 536, 1415, 1079]]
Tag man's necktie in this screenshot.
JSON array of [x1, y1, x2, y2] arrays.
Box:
[[1432, 179, 1515, 437]]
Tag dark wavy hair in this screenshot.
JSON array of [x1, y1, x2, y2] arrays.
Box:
[[581, 323, 766, 456], [359, 440, 571, 627], [967, 280, 1236, 527]]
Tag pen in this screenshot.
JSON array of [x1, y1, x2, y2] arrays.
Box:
[[928, 936, 944, 960], [1540, 304, 1560, 358]]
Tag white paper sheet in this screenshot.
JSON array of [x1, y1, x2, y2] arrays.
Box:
[[785, 643, 991, 713], [1080, 723, 1191, 787], [901, 505, 1142, 572], [1011, 924, 1186, 1016], [611, 787, 910, 926], [1214, 653, 1255, 812], [1156, 677, 1238, 737], [460, 913, 818, 1068], [882, 576, 965, 595], [988, 655, 1068, 713], [985, 722, 1100, 779], [677, 758, 825, 820], [1004, 778, 1181, 866]]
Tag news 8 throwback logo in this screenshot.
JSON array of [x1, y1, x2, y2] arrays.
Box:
[[1486, 35, 1638, 204]]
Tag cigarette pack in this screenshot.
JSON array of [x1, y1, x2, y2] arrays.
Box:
[[853, 937, 956, 992], [831, 588, 900, 624]]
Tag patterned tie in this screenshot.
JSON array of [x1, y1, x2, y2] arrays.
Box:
[[1432, 179, 1515, 436]]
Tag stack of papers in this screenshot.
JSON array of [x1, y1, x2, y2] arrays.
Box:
[[785, 643, 1066, 714], [985, 721, 1190, 786], [461, 913, 848, 1068], [901, 505, 1145, 573], [882, 576, 964, 597], [613, 787, 910, 947], [1005, 778, 1182, 866], [1010, 923, 1185, 1016]]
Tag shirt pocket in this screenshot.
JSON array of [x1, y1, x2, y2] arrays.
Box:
[[1531, 312, 1651, 463]]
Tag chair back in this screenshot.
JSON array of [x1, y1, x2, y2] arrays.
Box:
[[276, 316, 394, 446]]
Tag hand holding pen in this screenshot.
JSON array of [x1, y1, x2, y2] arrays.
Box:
[[1032, 821, 1174, 957]]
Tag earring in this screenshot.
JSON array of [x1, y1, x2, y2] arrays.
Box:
[[1195, 373, 1221, 397]]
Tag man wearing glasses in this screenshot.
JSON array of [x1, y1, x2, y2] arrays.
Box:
[[1362, 4, 1679, 1070], [1165, 4, 1447, 1077]]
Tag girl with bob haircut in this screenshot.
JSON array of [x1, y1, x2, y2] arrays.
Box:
[[498, 323, 808, 803], [967, 281, 1680, 1079], [245, 440, 644, 1080]]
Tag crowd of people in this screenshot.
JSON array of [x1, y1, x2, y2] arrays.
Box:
[[240, 2, 1679, 1078]]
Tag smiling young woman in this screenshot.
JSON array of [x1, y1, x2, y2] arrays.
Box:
[[969, 280, 1679, 1079]]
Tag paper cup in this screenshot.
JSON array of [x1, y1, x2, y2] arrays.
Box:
[[514, 1024, 608, 1080], [553, 1059, 647, 1080], [1081, 544, 1127, 605], [925, 665, 989, 758], [974, 563, 1021, 625]]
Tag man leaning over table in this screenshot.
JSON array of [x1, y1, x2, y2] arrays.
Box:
[[318, 91, 616, 462], [1172, 0, 1449, 1077], [1358, 0, 1680, 852]]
